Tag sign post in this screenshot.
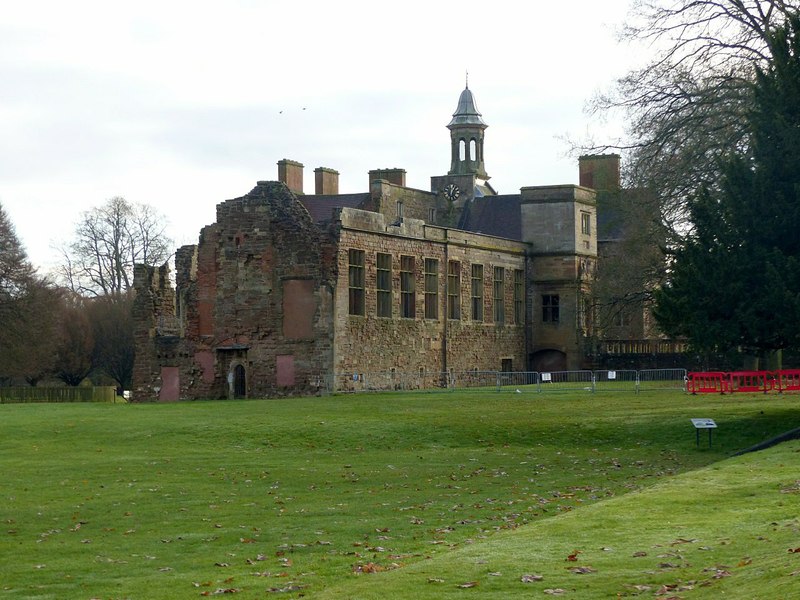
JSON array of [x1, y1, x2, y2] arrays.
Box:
[[691, 418, 717, 448]]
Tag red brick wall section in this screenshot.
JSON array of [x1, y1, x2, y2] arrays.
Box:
[[276, 355, 295, 387], [283, 279, 316, 340], [159, 367, 180, 401]]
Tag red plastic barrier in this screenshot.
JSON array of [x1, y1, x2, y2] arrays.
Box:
[[687, 372, 729, 394], [776, 369, 800, 393], [728, 371, 773, 394]]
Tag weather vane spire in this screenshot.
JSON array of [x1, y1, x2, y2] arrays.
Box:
[[465, 70, 469, 89]]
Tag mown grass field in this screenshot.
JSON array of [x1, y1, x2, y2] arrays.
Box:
[[1, 390, 798, 599]]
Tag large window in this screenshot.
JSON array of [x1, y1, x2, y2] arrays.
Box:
[[376, 252, 392, 318], [400, 255, 415, 318], [424, 258, 439, 320], [581, 211, 591, 235], [471, 264, 484, 321], [348, 249, 365, 316], [447, 261, 461, 320], [493, 267, 505, 324], [513, 269, 524, 325], [542, 294, 560, 323]]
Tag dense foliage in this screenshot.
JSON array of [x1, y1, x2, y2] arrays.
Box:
[[655, 14, 800, 358]]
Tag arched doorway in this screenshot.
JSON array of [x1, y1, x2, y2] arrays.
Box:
[[531, 349, 567, 372], [233, 364, 246, 398]]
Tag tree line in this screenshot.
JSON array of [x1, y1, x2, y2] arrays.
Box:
[[586, 1, 799, 367], [0, 197, 170, 391]]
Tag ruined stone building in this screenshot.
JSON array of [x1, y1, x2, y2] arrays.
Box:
[[133, 85, 623, 401]]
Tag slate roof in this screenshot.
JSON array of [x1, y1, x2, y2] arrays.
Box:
[[299, 193, 371, 224], [458, 194, 522, 241], [448, 86, 488, 128]]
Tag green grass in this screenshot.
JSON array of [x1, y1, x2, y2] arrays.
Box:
[[0, 391, 798, 599]]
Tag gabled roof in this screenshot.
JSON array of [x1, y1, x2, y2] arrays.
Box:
[[299, 193, 371, 223], [458, 195, 522, 241]]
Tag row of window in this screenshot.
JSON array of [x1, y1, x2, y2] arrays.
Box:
[[348, 250, 528, 324]]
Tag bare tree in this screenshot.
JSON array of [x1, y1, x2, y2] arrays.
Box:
[[53, 294, 95, 386], [61, 197, 172, 297], [588, 0, 794, 240], [88, 292, 135, 393]]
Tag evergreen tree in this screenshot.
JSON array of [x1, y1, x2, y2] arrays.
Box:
[[655, 14, 800, 361]]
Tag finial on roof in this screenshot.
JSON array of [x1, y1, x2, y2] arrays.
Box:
[[466, 70, 469, 89]]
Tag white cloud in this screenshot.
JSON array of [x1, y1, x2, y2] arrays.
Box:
[[0, 0, 640, 270]]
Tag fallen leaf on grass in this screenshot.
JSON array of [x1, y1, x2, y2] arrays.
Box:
[[352, 562, 383, 574], [267, 584, 308, 593], [789, 547, 800, 553], [520, 574, 543, 583], [737, 557, 752, 567], [200, 589, 239, 596], [457, 581, 478, 588], [427, 578, 445, 583], [565, 550, 581, 562], [670, 538, 698, 546], [568, 566, 596, 574], [712, 570, 731, 579], [632, 551, 647, 557], [544, 589, 566, 595]]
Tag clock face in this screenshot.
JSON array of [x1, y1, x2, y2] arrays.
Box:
[[443, 183, 461, 201]]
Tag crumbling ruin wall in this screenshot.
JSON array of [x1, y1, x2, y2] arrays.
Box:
[[132, 181, 335, 401]]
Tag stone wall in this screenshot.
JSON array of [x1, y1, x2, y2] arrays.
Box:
[[332, 208, 527, 382], [369, 180, 439, 224]]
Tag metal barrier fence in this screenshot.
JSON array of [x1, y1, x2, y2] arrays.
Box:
[[638, 368, 689, 392], [687, 369, 800, 394], [324, 368, 688, 394]]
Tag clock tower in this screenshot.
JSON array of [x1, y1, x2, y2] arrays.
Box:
[[431, 83, 496, 223], [447, 84, 490, 181]]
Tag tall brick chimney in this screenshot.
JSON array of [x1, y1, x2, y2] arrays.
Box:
[[314, 167, 339, 195], [368, 168, 406, 188], [579, 154, 620, 191], [278, 159, 304, 195]]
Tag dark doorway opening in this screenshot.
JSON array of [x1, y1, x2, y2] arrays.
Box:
[[233, 364, 246, 398]]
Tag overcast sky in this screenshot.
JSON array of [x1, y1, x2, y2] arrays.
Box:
[[1, 0, 641, 272]]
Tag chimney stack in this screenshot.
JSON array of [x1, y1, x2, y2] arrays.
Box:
[[314, 167, 339, 194], [368, 168, 407, 188], [578, 154, 620, 192], [277, 159, 304, 194]]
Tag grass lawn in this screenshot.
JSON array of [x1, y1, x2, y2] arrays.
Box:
[[0, 390, 798, 599]]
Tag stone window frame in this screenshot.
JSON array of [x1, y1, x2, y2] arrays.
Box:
[[447, 260, 461, 320], [542, 294, 560, 324], [376, 252, 392, 318], [471, 263, 484, 321], [424, 257, 439, 320], [493, 266, 505, 324], [513, 269, 524, 325], [348, 249, 366, 316], [581, 211, 591, 236], [400, 255, 416, 319]]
